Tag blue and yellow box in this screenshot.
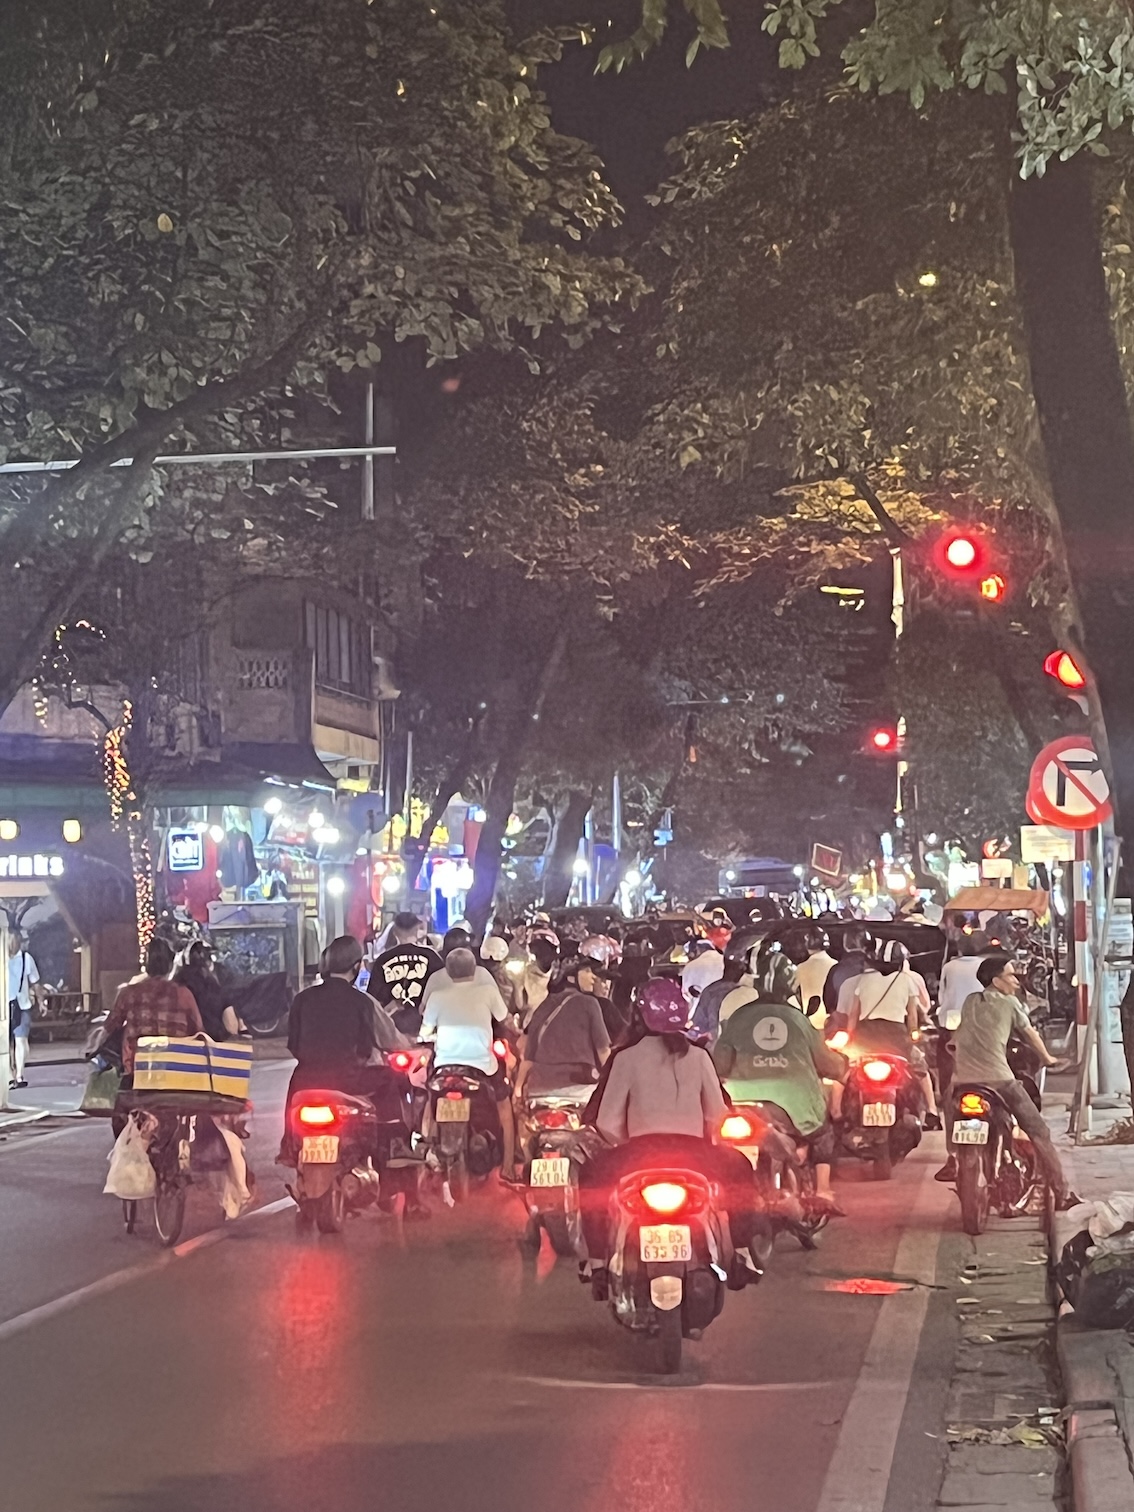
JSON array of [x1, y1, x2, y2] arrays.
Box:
[[133, 1036, 253, 1100]]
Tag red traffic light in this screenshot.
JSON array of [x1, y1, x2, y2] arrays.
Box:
[[869, 726, 897, 751], [944, 535, 978, 570], [979, 573, 1006, 602], [1044, 649, 1087, 690]]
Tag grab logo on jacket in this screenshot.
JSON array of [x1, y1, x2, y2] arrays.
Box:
[[751, 1016, 789, 1053]]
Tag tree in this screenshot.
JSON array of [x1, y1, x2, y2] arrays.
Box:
[[0, 0, 640, 714]]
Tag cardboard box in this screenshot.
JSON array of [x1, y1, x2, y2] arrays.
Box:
[[133, 1036, 253, 1100]]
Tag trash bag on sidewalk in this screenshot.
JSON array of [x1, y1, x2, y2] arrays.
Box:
[[103, 1117, 157, 1200], [1056, 1192, 1134, 1330]]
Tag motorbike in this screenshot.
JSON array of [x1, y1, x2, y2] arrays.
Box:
[[719, 1103, 830, 1250], [285, 1089, 382, 1233], [950, 1035, 1045, 1236], [592, 1158, 731, 1375], [425, 1042, 508, 1203], [516, 1085, 597, 1258], [828, 1036, 923, 1179]]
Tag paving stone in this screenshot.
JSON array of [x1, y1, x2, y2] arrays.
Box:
[[946, 1445, 1060, 1475], [937, 1502, 1059, 1511], [938, 1471, 1057, 1504]]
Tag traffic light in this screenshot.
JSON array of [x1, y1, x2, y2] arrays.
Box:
[[979, 573, 1006, 602], [943, 534, 978, 571], [1043, 649, 1087, 690], [933, 529, 1008, 606], [866, 725, 899, 753]]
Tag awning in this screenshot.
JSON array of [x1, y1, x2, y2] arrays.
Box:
[[945, 887, 1049, 916]]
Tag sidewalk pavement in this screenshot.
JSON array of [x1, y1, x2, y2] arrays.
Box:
[[1047, 1095, 1134, 1512]]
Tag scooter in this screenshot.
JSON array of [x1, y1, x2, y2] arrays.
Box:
[[425, 1044, 507, 1203], [835, 1049, 923, 1180], [592, 1159, 731, 1375], [950, 1035, 1046, 1236], [720, 1102, 830, 1249], [516, 1085, 598, 1258], [285, 1090, 382, 1233]]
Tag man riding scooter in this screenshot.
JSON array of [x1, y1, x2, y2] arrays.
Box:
[[712, 953, 848, 1214]]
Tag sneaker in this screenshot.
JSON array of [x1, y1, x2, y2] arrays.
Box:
[[934, 1157, 958, 1183], [924, 1112, 943, 1131]]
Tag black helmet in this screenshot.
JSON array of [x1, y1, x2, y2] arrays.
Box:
[[878, 939, 910, 972], [758, 951, 798, 1003], [842, 924, 872, 955], [802, 924, 829, 954]]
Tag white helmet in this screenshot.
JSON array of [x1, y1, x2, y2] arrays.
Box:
[[481, 936, 510, 963]]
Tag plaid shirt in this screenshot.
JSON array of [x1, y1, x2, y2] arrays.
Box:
[[104, 976, 204, 1073]]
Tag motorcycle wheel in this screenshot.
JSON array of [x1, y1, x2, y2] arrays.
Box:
[[295, 1201, 315, 1232], [153, 1182, 186, 1247], [872, 1146, 894, 1181], [658, 1306, 683, 1374], [543, 1210, 577, 1259], [315, 1181, 346, 1234], [957, 1148, 990, 1236], [448, 1150, 470, 1205], [122, 1199, 137, 1234]]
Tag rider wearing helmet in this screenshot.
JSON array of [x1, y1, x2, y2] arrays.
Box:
[[845, 939, 940, 1127], [791, 925, 836, 1027], [515, 955, 612, 1097], [706, 908, 733, 953], [822, 924, 872, 1016], [579, 978, 766, 1289], [712, 946, 848, 1212]]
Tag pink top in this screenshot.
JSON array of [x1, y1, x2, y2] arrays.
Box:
[[596, 1036, 727, 1145]]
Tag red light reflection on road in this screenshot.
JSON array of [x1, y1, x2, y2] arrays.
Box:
[[581, 1401, 695, 1512], [262, 1247, 352, 1419]]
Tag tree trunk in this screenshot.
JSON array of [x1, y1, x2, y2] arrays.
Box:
[[464, 627, 569, 938], [540, 788, 593, 909], [402, 711, 485, 884], [1008, 150, 1134, 1080]]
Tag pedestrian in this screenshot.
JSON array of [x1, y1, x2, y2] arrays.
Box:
[[369, 912, 444, 1036], [175, 941, 240, 1041], [935, 954, 1077, 1206], [7, 928, 44, 1089]]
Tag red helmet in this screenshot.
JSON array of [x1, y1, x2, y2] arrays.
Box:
[[634, 977, 692, 1035], [581, 934, 621, 967]]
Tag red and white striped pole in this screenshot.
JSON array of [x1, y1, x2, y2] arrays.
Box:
[[1072, 830, 1093, 1093]]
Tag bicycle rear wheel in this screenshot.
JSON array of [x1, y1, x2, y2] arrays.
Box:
[[154, 1182, 186, 1247]]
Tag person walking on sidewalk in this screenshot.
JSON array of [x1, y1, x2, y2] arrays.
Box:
[[936, 954, 1078, 1208], [8, 928, 45, 1089]]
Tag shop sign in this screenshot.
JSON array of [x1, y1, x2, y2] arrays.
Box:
[[0, 853, 64, 878], [1019, 824, 1075, 865], [167, 828, 204, 872]]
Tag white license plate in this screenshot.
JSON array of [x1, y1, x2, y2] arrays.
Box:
[[640, 1224, 692, 1263], [530, 1157, 570, 1188], [300, 1134, 340, 1164], [862, 1102, 896, 1127], [436, 1096, 471, 1123], [953, 1119, 989, 1145]]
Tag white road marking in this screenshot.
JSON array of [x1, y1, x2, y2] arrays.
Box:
[[814, 1161, 945, 1512], [0, 1195, 296, 1344]]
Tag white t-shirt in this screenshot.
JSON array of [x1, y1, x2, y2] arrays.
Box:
[[681, 949, 724, 998], [420, 977, 506, 1075], [793, 952, 836, 1015], [852, 970, 918, 1025], [8, 950, 39, 1013], [938, 957, 985, 1031]]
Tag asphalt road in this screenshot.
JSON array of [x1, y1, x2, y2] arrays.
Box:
[[0, 1061, 967, 1512]]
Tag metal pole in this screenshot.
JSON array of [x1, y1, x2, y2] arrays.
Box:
[[1071, 836, 1122, 1142], [0, 920, 9, 1110], [361, 383, 375, 522], [402, 730, 414, 832], [0, 445, 397, 475]]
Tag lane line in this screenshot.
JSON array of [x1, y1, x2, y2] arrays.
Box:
[[0, 1195, 295, 1344], [814, 1161, 946, 1512]]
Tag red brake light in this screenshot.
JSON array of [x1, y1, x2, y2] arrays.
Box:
[[720, 1114, 754, 1142], [297, 1104, 336, 1127], [444, 1089, 466, 1101], [389, 1051, 413, 1071], [641, 1181, 688, 1215], [959, 1092, 988, 1116], [862, 1060, 893, 1083], [538, 1109, 570, 1129]]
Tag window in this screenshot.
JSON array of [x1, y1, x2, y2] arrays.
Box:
[[304, 602, 366, 695]]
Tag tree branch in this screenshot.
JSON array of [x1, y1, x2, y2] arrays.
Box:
[[850, 472, 910, 545]]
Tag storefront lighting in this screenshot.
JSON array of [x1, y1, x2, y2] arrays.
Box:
[[381, 873, 403, 894], [325, 875, 346, 897], [62, 819, 82, 843], [0, 819, 19, 841], [313, 826, 340, 845], [624, 868, 642, 888], [793, 865, 804, 878], [469, 806, 487, 823], [885, 870, 908, 891], [208, 825, 226, 844], [355, 845, 368, 857], [572, 856, 590, 877], [263, 796, 283, 816], [308, 811, 326, 830]]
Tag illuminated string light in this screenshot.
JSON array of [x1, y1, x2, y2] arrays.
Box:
[[101, 701, 154, 958]]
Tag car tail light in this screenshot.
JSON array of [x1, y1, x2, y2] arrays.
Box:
[[444, 1089, 466, 1101], [297, 1104, 336, 1127], [492, 1039, 508, 1060], [720, 1114, 754, 1142], [641, 1181, 688, 1215], [862, 1060, 893, 1083], [388, 1051, 414, 1072], [828, 1030, 850, 1050], [959, 1092, 989, 1116]]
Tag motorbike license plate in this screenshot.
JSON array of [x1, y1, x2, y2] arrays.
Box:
[[862, 1102, 896, 1127], [300, 1134, 340, 1164], [953, 1119, 989, 1145], [640, 1224, 692, 1263], [530, 1157, 570, 1188], [436, 1097, 471, 1123]]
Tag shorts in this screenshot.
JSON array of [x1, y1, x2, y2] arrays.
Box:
[[9, 1006, 30, 1040], [482, 1061, 511, 1103]]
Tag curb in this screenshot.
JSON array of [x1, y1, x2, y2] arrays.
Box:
[[1051, 1212, 1134, 1512]]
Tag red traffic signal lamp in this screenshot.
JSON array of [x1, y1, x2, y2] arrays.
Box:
[[944, 534, 978, 571], [979, 573, 1006, 602], [866, 725, 899, 753], [1043, 649, 1087, 690]]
